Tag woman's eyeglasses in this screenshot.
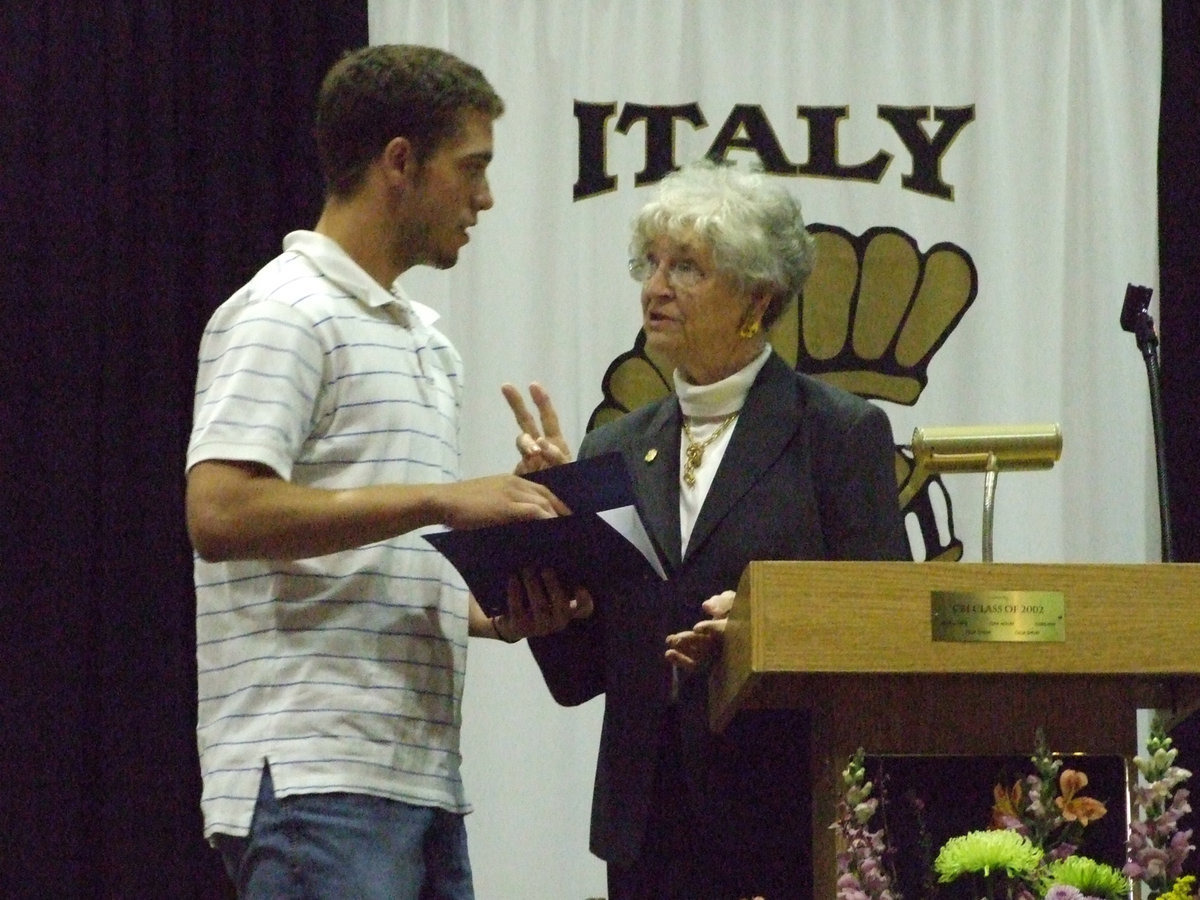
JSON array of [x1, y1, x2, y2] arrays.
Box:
[[628, 255, 710, 290]]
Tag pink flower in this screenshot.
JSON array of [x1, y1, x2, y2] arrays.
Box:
[[1124, 847, 1170, 880]]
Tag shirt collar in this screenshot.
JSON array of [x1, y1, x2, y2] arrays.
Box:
[[282, 230, 440, 328]]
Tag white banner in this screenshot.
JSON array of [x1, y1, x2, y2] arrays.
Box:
[[370, 3, 1161, 897]]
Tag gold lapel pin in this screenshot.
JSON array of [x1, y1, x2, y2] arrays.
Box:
[[644, 448, 658, 463]]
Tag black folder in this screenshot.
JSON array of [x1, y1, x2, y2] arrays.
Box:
[[424, 452, 666, 616]]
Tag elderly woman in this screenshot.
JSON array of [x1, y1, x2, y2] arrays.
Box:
[[505, 160, 909, 900]]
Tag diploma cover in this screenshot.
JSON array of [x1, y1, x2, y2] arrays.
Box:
[[424, 453, 666, 616]]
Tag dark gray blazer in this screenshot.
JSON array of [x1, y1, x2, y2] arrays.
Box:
[[528, 351, 910, 881]]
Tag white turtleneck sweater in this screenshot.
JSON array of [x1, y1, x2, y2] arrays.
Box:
[[673, 346, 771, 558]]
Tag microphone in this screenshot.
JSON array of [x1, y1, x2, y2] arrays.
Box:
[[1117, 282, 1172, 562], [1120, 283, 1154, 337], [910, 424, 1062, 473]]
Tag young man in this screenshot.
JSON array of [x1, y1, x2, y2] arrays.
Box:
[[186, 45, 586, 899]]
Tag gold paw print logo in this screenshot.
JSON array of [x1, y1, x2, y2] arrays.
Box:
[[587, 224, 977, 562]]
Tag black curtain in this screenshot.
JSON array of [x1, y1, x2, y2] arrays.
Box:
[[1159, 0, 1200, 874], [1160, 0, 1200, 563], [0, 2, 1196, 897], [0, 3, 366, 897]]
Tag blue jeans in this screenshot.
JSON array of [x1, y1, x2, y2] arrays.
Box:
[[215, 765, 474, 900]]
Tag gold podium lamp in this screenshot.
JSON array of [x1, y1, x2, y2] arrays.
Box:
[[910, 424, 1062, 562]]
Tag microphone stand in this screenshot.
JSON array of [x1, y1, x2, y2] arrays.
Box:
[[1121, 284, 1174, 562]]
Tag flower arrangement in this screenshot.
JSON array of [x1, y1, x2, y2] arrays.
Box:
[[833, 719, 1196, 900]]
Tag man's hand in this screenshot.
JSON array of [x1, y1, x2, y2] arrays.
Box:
[[438, 473, 570, 529], [502, 382, 572, 474], [500, 567, 594, 639], [664, 589, 737, 671]]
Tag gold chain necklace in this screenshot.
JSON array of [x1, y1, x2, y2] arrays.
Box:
[[681, 412, 738, 487]]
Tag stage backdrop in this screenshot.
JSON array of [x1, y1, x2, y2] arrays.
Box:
[[371, 3, 1161, 897]]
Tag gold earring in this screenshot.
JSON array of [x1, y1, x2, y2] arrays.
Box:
[[739, 319, 761, 339]]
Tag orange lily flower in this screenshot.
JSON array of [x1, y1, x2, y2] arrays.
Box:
[[990, 780, 1023, 829], [1055, 769, 1107, 825]]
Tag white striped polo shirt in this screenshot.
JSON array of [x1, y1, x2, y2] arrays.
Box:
[[188, 230, 472, 840]]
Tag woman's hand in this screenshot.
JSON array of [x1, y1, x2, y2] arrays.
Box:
[[502, 381, 572, 474], [664, 589, 737, 671]]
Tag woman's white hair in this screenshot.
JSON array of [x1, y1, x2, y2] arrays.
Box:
[[629, 159, 817, 327]]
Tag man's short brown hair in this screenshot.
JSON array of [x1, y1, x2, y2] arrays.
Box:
[[314, 45, 504, 198]]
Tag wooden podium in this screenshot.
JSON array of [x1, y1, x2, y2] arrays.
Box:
[[709, 561, 1200, 900]]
